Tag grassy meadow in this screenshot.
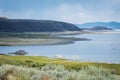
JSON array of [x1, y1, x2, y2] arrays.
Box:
[[0, 55, 120, 74], [0, 55, 120, 80], [1, 64, 120, 80]]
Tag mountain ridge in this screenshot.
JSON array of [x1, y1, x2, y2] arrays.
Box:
[[76, 21, 120, 29], [0, 18, 82, 32]]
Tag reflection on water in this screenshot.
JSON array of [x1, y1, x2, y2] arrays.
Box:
[[0, 34, 120, 63]]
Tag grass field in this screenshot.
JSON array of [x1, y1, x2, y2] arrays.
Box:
[[0, 55, 120, 75]]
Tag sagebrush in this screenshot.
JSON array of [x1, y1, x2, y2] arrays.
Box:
[[0, 64, 120, 80]]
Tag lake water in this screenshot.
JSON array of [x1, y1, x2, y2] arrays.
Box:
[[0, 33, 120, 63]]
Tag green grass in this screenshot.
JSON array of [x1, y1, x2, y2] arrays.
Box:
[[0, 55, 120, 75]]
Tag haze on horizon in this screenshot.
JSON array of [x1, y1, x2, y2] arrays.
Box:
[[0, 0, 120, 24]]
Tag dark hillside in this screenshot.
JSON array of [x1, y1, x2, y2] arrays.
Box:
[[0, 18, 81, 32]]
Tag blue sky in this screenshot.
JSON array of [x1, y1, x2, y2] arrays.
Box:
[[0, 0, 120, 23]]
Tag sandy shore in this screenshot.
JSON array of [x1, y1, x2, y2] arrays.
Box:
[[83, 30, 120, 34], [0, 30, 119, 46], [54, 30, 120, 35], [0, 38, 75, 46], [54, 31, 84, 35]]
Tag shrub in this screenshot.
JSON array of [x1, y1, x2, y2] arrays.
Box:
[[0, 64, 119, 80]]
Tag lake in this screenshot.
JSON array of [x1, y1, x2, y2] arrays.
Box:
[[0, 33, 120, 63]]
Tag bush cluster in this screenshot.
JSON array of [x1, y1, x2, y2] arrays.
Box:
[[0, 64, 119, 80]]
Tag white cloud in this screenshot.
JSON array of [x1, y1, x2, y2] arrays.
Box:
[[0, 2, 120, 23], [40, 3, 93, 23], [40, 3, 120, 23]]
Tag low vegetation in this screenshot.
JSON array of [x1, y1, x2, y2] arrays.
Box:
[[0, 32, 84, 40], [0, 32, 53, 38], [0, 64, 120, 80], [0, 55, 120, 75]]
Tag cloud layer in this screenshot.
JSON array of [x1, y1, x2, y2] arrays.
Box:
[[0, 0, 120, 23]]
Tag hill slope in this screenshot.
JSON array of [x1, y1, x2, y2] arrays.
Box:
[[0, 18, 81, 32]]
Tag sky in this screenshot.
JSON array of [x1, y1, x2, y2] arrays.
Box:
[[0, 0, 120, 24]]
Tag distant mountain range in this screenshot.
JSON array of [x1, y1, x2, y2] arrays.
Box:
[[0, 18, 81, 32], [83, 26, 113, 31], [76, 22, 120, 29]]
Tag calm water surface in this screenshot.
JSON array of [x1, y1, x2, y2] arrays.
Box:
[[0, 33, 120, 63]]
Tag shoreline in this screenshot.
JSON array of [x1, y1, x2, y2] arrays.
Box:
[[0, 30, 120, 46], [82, 30, 120, 34], [0, 37, 90, 46]]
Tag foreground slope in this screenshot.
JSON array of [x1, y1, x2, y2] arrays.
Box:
[[0, 55, 120, 75], [1, 64, 120, 80]]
